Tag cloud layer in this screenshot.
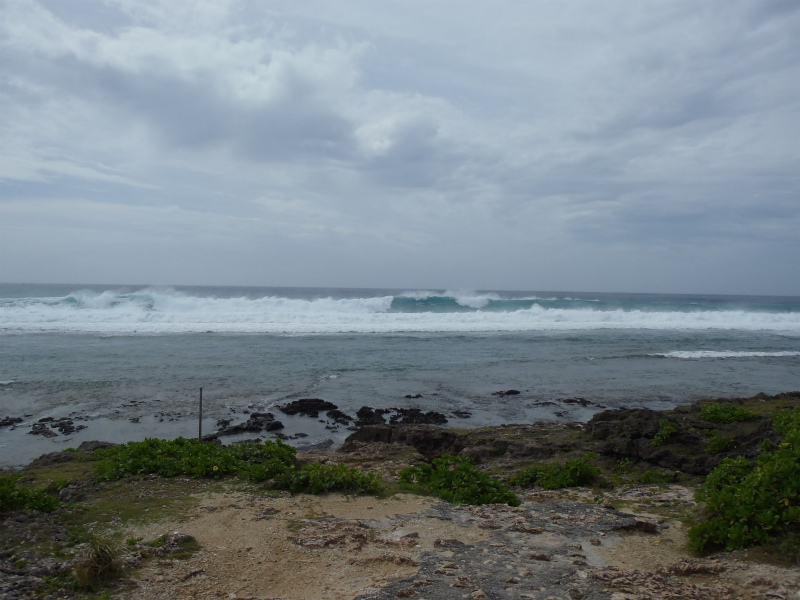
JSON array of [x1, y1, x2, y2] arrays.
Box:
[[1, 0, 799, 293]]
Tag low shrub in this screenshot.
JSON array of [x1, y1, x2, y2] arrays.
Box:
[[0, 474, 60, 513], [93, 437, 380, 495], [689, 429, 800, 555], [698, 403, 759, 424], [652, 419, 678, 446], [614, 458, 635, 474], [277, 463, 382, 495], [508, 453, 600, 490], [399, 455, 519, 506], [94, 437, 296, 481], [772, 407, 800, 436]]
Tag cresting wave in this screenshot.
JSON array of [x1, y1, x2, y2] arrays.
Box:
[[655, 351, 800, 359], [2, 289, 800, 334]]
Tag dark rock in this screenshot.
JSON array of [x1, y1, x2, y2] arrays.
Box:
[[586, 406, 783, 475], [296, 438, 335, 452], [28, 423, 57, 437], [51, 419, 86, 435], [562, 397, 592, 406], [217, 412, 284, 435], [0, 416, 23, 428], [231, 438, 262, 445], [451, 410, 472, 419], [215, 418, 232, 429], [279, 399, 338, 418], [129, 417, 140, 423], [388, 408, 448, 425], [326, 409, 353, 425], [37, 417, 55, 423], [355, 406, 389, 427], [27, 451, 75, 468], [77, 440, 118, 452], [492, 389, 521, 396], [341, 425, 465, 460], [404, 394, 423, 399]]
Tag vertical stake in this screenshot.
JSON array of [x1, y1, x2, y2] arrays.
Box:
[[198, 387, 203, 441]]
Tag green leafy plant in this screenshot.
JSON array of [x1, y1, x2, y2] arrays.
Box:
[[698, 403, 759, 424], [652, 419, 678, 446], [614, 458, 635, 474], [276, 463, 382, 495], [689, 428, 800, 556], [93, 437, 380, 495], [94, 437, 296, 481], [508, 453, 600, 490], [0, 474, 60, 513], [773, 407, 800, 436], [399, 454, 519, 506]]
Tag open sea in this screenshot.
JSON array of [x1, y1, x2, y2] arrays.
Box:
[[1, 283, 799, 468]]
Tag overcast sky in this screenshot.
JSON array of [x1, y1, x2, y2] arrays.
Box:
[[1, 0, 798, 295]]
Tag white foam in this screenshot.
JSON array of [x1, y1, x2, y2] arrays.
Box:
[[446, 290, 501, 309], [398, 290, 438, 300], [2, 289, 800, 335], [655, 351, 800, 359]]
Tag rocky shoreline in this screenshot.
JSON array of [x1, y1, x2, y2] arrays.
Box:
[[2, 391, 800, 600]]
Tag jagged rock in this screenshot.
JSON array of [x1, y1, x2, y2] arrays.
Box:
[[279, 399, 338, 418], [355, 406, 389, 427], [492, 390, 521, 396], [326, 409, 353, 425], [341, 425, 465, 460], [0, 416, 23, 428], [77, 440, 118, 452], [297, 438, 335, 452], [388, 408, 448, 425], [28, 423, 57, 437], [217, 412, 284, 435]]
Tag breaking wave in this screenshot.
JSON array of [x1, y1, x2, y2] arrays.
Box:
[[655, 351, 800, 359], [2, 288, 800, 335]]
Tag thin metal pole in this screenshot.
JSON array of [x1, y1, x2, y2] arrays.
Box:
[[198, 387, 203, 441]]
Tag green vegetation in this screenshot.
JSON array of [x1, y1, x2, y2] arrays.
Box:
[[705, 433, 734, 454], [94, 437, 380, 495], [652, 419, 678, 446], [698, 402, 759, 424], [0, 474, 61, 513], [689, 422, 800, 558], [72, 537, 124, 592], [638, 469, 675, 484], [508, 453, 600, 490], [772, 407, 800, 435], [94, 437, 296, 481], [278, 462, 382, 495], [399, 455, 519, 506]]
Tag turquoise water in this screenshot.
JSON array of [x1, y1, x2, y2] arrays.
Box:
[[1, 284, 799, 467]]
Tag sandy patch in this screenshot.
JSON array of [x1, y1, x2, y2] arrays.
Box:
[[120, 491, 487, 600]]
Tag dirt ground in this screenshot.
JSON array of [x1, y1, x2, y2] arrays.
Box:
[[116, 488, 800, 600]]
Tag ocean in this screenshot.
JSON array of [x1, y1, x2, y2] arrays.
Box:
[[1, 283, 799, 468]]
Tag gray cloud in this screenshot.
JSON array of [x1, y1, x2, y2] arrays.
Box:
[[0, 0, 798, 294]]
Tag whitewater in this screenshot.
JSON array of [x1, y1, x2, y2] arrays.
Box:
[[2, 286, 800, 334]]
